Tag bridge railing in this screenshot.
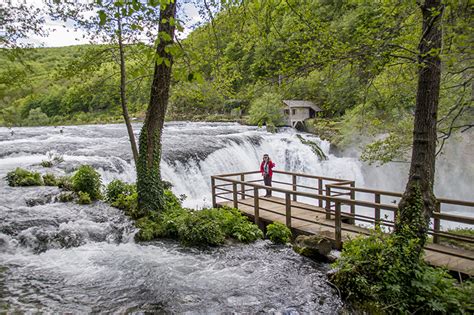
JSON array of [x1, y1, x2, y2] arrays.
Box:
[[211, 170, 474, 257]]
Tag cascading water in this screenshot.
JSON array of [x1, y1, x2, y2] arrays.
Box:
[[0, 122, 471, 312]]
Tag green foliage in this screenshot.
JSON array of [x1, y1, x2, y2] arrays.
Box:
[[266, 222, 292, 244], [58, 192, 75, 202], [41, 152, 64, 168], [105, 179, 136, 203], [40, 160, 53, 167], [77, 191, 92, 204], [57, 175, 73, 191], [6, 168, 43, 186], [360, 133, 412, 165], [42, 173, 58, 186], [110, 183, 263, 246], [248, 92, 284, 128], [71, 165, 102, 200], [177, 209, 227, 246], [112, 192, 139, 218], [331, 229, 473, 313], [25, 108, 49, 126]]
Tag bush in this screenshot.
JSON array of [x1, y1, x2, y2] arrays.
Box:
[[105, 179, 136, 203], [177, 209, 227, 246], [58, 192, 75, 202], [40, 160, 53, 168], [42, 173, 58, 186], [77, 191, 91, 204], [57, 175, 73, 191], [6, 168, 43, 186], [248, 92, 285, 128], [112, 192, 139, 217], [266, 222, 292, 244], [71, 165, 102, 200], [330, 228, 474, 313]]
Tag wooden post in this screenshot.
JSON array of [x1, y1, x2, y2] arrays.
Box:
[[318, 178, 323, 207], [292, 174, 297, 202], [433, 201, 440, 244], [211, 176, 217, 207], [285, 192, 291, 227], [254, 186, 260, 226], [232, 182, 238, 209], [349, 181, 355, 224], [325, 186, 332, 219], [240, 174, 245, 200], [335, 201, 342, 250], [374, 193, 381, 227]]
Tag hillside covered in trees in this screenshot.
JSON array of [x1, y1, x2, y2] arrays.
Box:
[[0, 0, 471, 161]]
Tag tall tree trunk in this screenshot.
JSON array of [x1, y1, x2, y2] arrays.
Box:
[[117, 10, 139, 164], [136, 1, 177, 215], [395, 0, 443, 249]]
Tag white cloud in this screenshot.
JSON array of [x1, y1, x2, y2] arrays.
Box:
[[14, 0, 203, 47]]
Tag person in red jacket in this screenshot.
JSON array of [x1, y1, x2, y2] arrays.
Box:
[[260, 154, 275, 197]]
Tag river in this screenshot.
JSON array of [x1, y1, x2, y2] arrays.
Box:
[[0, 122, 471, 312]]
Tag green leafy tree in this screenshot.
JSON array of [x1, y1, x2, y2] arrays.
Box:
[[248, 92, 284, 128]]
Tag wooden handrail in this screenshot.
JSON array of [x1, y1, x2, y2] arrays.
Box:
[[211, 171, 474, 253], [213, 175, 399, 211], [272, 169, 350, 182]]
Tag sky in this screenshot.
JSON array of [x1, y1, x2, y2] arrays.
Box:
[[9, 0, 202, 47]]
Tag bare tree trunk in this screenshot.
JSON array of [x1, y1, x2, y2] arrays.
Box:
[[136, 1, 177, 215], [396, 0, 444, 249], [117, 10, 139, 164]]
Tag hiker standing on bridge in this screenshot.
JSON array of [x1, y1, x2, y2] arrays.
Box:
[[260, 154, 275, 197]]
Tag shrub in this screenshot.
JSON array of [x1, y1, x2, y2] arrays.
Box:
[[77, 191, 91, 204], [40, 160, 53, 168], [177, 209, 227, 246], [266, 222, 292, 244], [71, 165, 102, 200], [58, 192, 75, 202], [57, 175, 73, 191], [248, 92, 285, 128], [330, 228, 473, 313], [6, 168, 43, 186], [41, 152, 64, 168], [105, 179, 136, 203], [112, 192, 139, 217], [42, 173, 58, 186]]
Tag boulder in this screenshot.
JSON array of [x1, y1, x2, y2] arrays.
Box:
[[293, 235, 333, 262]]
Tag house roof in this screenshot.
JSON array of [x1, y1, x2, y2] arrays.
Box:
[[282, 100, 322, 112]]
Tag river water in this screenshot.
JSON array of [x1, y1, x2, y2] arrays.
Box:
[[0, 122, 471, 312]]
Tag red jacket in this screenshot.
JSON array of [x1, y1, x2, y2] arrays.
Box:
[[260, 160, 275, 177]]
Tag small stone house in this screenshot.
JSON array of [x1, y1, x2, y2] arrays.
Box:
[[282, 100, 322, 128]]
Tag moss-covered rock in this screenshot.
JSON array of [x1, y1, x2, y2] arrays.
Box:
[[293, 235, 333, 261], [58, 191, 75, 202], [6, 168, 44, 187], [57, 175, 73, 191], [42, 173, 58, 186]]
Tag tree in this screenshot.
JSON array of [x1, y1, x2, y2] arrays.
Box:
[[248, 92, 285, 129], [47, 0, 160, 164], [395, 0, 444, 249], [136, 0, 177, 215]]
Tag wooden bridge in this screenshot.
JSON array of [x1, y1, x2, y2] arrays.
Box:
[[211, 170, 474, 276]]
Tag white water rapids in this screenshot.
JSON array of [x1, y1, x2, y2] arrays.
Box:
[[0, 122, 471, 312]]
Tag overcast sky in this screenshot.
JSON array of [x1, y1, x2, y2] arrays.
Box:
[[13, 0, 202, 47]]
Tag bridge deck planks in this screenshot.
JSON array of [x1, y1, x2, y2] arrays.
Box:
[[218, 196, 474, 276]]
